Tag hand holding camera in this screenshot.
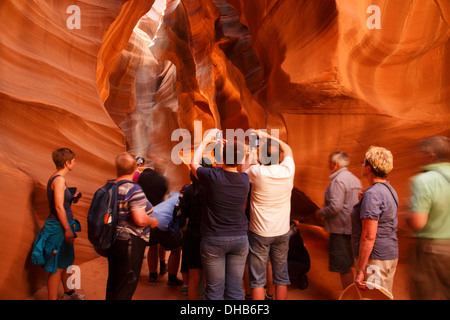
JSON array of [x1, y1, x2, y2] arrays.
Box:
[[72, 192, 82, 204], [68, 187, 82, 204]]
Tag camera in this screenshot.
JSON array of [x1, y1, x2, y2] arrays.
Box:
[[69, 187, 82, 204], [72, 192, 82, 204], [216, 130, 223, 141]]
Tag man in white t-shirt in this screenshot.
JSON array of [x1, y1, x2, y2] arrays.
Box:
[[245, 130, 295, 300]]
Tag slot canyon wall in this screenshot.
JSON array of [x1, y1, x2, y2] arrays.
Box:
[[0, 0, 449, 299]]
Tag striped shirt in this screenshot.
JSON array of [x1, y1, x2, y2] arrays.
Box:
[[116, 181, 153, 241]]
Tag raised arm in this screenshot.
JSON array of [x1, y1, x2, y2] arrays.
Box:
[[256, 129, 293, 159], [190, 128, 219, 178]]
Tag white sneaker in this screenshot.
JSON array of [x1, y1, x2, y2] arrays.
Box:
[[60, 291, 85, 300]]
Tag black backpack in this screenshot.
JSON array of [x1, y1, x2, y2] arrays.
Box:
[[87, 180, 131, 257]]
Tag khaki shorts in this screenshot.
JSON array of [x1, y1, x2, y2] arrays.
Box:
[[358, 258, 398, 294]]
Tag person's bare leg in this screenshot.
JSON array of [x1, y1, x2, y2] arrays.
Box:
[[251, 287, 265, 300], [275, 285, 287, 300], [188, 269, 201, 300], [265, 262, 275, 298], [61, 268, 71, 292], [168, 247, 181, 275], [182, 271, 188, 287], [47, 268, 64, 300]]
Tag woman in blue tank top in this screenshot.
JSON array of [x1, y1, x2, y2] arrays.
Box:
[[47, 174, 74, 222], [33, 148, 84, 300]]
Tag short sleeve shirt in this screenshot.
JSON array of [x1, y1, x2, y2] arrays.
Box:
[[245, 156, 295, 237], [410, 163, 450, 239], [116, 181, 153, 241], [351, 182, 399, 260], [196, 167, 250, 237]]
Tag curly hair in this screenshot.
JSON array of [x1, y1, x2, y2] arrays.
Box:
[[364, 146, 393, 178]]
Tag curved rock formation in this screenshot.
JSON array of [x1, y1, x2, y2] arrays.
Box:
[[0, 0, 448, 298], [0, 0, 127, 298]]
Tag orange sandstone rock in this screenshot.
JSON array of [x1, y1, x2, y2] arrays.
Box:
[[0, 0, 448, 299]]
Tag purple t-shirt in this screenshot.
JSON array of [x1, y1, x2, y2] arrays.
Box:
[[351, 182, 399, 260], [197, 167, 250, 237]]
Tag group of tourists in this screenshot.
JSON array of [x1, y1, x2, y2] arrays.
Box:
[[31, 133, 450, 300]]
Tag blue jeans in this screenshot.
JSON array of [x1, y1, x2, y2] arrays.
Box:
[[248, 231, 291, 288], [200, 235, 249, 300]]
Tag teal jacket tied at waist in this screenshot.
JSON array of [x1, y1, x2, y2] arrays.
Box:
[[31, 218, 81, 274]]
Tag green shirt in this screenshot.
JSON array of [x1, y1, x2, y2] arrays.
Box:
[[410, 162, 450, 239]]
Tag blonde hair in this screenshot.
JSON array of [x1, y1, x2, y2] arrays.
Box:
[[365, 146, 393, 178]]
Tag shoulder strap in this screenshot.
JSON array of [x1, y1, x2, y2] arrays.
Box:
[[48, 174, 61, 185], [105, 180, 132, 226], [380, 183, 398, 208], [106, 179, 134, 185]]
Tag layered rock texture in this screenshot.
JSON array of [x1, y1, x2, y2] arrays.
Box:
[[0, 0, 448, 298]]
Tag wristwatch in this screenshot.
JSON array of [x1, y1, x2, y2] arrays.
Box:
[[356, 267, 365, 273]]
